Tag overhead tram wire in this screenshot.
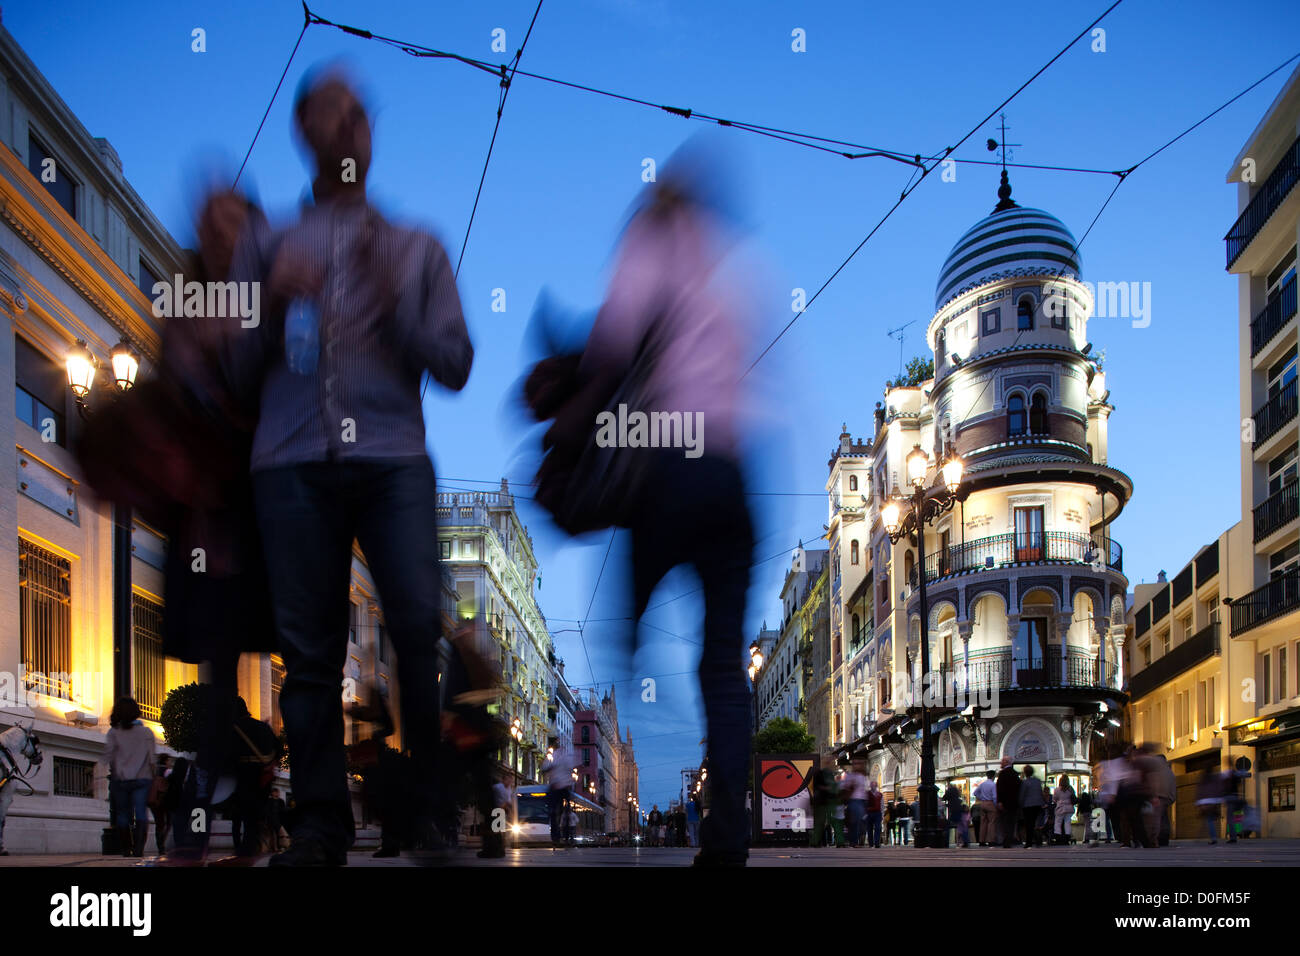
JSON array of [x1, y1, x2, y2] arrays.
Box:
[[415, 0, 544, 404], [234, 5, 312, 187], [738, 0, 1125, 381], [300, 3, 930, 168], [1073, 48, 1300, 248]]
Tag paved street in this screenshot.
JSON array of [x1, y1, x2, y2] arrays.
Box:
[[4, 839, 1298, 867]]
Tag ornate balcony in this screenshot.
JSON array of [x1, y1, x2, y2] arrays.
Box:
[[1226, 134, 1300, 269], [935, 646, 1116, 696], [914, 530, 1122, 586]]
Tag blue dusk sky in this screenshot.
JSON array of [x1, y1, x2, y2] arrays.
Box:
[[9, 0, 1300, 808]]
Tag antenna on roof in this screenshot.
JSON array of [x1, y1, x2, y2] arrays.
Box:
[[886, 320, 916, 378]]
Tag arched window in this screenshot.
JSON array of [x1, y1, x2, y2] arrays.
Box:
[[1030, 391, 1048, 434], [851, 540, 860, 565], [1017, 296, 1035, 331], [581, 725, 590, 744], [849, 475, 858, 491], [1008, 394, 1026, 436]]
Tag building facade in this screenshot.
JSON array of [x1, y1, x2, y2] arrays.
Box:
[[834, 173, 1132, 808], [437, 481, 551, 789], [1222, 63, 1300, 837], [827, 427, 873, 751], [757, 545, 825, 728], [1125, 531, 1256, 838]]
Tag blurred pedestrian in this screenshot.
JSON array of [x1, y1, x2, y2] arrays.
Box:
[[1196, 766, 1225, 844], [1155, 753, 1177, 846], [217, 67, 473, 867], [525, 137, 757, 866], [840, 758, 868, 847]]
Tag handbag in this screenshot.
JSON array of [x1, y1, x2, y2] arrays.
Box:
[[534, 309, 670, 535]]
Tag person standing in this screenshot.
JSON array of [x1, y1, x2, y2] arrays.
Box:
[[647, 805, 663, 847], [147, 756, 172, 856], [1155, 753, 1177, 846], [217, 68, 473, 867], [864, 780, 884, 848], [1019, 767, 1045, 848], [105, 698, 156, 858], [974, 770, 998, 846], [268, 788, 288, 851], [995, 756, 1021, 848], [1077, 786, 1097, 846], [840, 758, 868, 847], [686, 792, 701, 848], [944, 781, 970, 848], [1052, 775, 1076, 846], [1196, 766, 1225, 844]]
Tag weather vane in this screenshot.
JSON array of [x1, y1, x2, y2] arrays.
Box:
[[985, 113, 1021, 171]]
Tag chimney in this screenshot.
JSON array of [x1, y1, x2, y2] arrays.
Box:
[[874, 401, 886, 430], [1157, 569, 1167, 583]]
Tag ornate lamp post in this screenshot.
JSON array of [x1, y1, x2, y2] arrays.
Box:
[[509, 717, 524, 791], [881, 443, 964, 849], [66, 338, 140, 704], [748, 642, 764, 735]]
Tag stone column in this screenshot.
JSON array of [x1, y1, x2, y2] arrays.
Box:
[[1006, 613, 1020, 685], [957, 619, 973, 702], [1109, 626, 1126, 688], [1056, 612, 1074, 685]]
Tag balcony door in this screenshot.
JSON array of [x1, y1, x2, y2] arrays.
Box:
[[1014, 506, 1045, 562], [1014, 617, 1050, 686]]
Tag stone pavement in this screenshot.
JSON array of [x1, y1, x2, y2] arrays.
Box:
[[3, 839, 1297, 867]]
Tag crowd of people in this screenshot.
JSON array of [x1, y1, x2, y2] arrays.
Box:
[[76, 57, 764, 866], [796, 741, 1256, 851]]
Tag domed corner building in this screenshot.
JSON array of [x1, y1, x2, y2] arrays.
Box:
[[857, 171, 1133, 823]]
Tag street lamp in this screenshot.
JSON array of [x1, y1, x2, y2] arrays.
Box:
[[749, 642, 764, 734], [882, 443, 964, 849], [66, 337, 141, 706]]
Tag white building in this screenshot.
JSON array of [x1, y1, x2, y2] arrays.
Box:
[[437, 481, 552, 786]]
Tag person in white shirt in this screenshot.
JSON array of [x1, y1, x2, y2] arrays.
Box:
[[104, 697, 156, 858]]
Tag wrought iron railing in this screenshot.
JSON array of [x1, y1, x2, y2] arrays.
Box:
[[914, 531, 1122, 585], [929, 646, 1114, 695], [1254, 479, 1299, 542], [1226, 134, 1300, 269], [1230, 567, 1300, 636], [1253, 378, 1298, 447], [1251, 273, 1298, 357]]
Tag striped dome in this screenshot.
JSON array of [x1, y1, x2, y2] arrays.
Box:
[[934, 204, 1081, 311]]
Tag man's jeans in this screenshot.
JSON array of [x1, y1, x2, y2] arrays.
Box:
[[253, 457, 445, 853], [630, 453, 753, 860], [865, 810, 883, 847], [846, 799, 866, 845]]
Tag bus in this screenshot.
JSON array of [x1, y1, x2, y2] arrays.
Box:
[[513, 787, 606, 846]]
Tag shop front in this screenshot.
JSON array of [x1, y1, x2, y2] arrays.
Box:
[[1228, 708, 1300, 839]]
